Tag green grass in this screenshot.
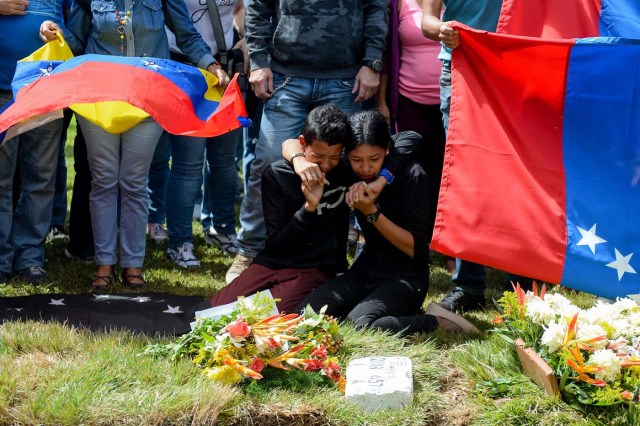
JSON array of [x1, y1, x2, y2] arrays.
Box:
[[0, 120, 636, 424]]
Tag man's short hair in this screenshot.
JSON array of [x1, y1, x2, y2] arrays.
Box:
[[302, 104, 353, 147]]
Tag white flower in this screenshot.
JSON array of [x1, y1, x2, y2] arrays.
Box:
[[576, 323, 608, 349], [586, 349, 622, 383], [612, 298, 640, 315], [525, 298, 556, 325], [541, 321, 567, 353]]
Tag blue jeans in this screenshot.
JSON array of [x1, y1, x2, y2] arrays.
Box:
[[0, 91, 62, 273], [237, 73, 361, 257], [440, 66, 486, 293], [165, 129, 239, 249], [147, 132, 170, 224], [78, 116, 162, 267]]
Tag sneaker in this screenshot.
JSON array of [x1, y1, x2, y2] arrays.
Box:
[[64, 247, 95, 264], [47, 226, 69, 242], [167, 243, 201, 268], [148, 223, 168, 244], [439, 287, 486, 312], [426, 302, 480, 333], [204, 225, 239, 255], [15, 266, 46, 284], [225, 253, 254, 284]]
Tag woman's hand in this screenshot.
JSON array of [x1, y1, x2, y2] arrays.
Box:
[[39, 20, 61, 43], [347, 182, 377, 214], [439, 21, 460, 49], [207, 63, 230, 88]]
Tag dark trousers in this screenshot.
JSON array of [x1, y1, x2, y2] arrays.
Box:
[[67, 123, 94, 257], [211, 263, 331, 313], [296, 252, 436, 334], [396, 95, 445, 232]]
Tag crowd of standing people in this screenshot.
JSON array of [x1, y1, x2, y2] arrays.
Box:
[[0, 0, 522, 335]]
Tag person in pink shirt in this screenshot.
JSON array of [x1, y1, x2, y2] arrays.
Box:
[[377, 0, 453, 272]]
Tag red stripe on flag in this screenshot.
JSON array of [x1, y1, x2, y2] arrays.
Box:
[[498, 0, 601, 38], [431, 29, 574, 283], [0, 61, 245, 137]]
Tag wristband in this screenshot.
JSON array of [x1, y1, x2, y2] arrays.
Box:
[[377, 168, 394, 184], [289, 152, 306, 164]]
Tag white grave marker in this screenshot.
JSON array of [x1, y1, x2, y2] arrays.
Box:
[[345, 356, 413, 411]]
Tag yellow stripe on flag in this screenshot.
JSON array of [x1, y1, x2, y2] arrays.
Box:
[[20, 33, 73, 62], [71, 102, 150, 134]]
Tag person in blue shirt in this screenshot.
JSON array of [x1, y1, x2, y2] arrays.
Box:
[[41, 0, 228, 290], [0, 0, 67, 284]]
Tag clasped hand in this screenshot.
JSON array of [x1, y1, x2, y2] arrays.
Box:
[[346, 181, 377, 215]]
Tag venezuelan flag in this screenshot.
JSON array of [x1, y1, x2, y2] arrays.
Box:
[[431, 27, 640, 300], [0, 36, 249, 143]]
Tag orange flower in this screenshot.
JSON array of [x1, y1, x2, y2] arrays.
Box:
[[311, 345, 328, 359], [249, 358, 265, 374], [565, 344, 606, 387], [491, 314, 504, 325]]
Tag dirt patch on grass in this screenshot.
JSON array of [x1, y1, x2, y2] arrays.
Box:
[[433, 367, 477, 426], [229, 404, 329, 426]]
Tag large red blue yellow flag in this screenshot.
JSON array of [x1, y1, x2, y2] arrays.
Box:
[[0, 36, 249, 142], [430, 27, 640, 300]]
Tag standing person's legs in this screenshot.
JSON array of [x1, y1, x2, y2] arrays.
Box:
[[12, 119, 62, 276], [165, 134, 206, 267], [67, 123, 95, 260], [118, 119, 163, 268], [0, 93, 17, 281], [203, 129, 241, 254], [439, 65, 486, 311], [50, 110, 73, 236], [80, 116, 122, 267], [147, 132, 169, 243]]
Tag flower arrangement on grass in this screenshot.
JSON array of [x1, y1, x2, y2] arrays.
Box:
[[143, 294, 345, 391], [494, 283, 640, 408]]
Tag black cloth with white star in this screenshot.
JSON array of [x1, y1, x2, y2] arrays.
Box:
[[0, 293, 212, 335]]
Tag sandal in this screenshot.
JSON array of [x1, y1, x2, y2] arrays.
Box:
[[121, 269, 146, 289], [90, 274, 114, 291]]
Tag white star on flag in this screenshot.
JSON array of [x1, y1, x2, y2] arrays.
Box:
[[93, 294, 110, 299], [606, 249, 636, 281], [49, 298, 65, 306], [163, 305, 183, 314], [576, 224, 607, 255], [141, 60, 161, 70]]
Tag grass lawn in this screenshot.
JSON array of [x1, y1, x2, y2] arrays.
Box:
[[0, 121, 636, 425]]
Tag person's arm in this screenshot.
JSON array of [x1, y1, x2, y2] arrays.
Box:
[[281, 138, 327, 186], [232, 0, 249, 74], [349, 169, 430, 261], [261, 167, 325, 254], [163, 0, 229, 85], [246, 0, 274, 98], [377, 73, 391, 127], [353, 0, 388, 103], [421, 0, 459, 49]]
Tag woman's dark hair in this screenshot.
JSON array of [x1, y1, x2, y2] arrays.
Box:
[[302, 104, 353, 146], [346, 110, 393, 153]]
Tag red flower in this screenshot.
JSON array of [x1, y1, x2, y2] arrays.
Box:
[[311, 345, 328, 359], [227, 318, 251, 338], [249, 358, 265, 373]]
